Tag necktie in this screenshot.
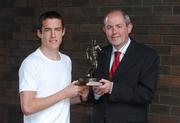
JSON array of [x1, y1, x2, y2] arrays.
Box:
[[109, 51, 121, 81]]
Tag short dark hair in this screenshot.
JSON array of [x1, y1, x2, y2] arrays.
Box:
[[37, 11, 64, 30]]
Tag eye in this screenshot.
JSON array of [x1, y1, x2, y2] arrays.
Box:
[[105, 25, 112, 30], [116, 25, 123, 29], [55, 27, 62, 31], [44, 28, 51, 32]]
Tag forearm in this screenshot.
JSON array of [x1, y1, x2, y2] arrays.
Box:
[[70, 96, 81, 105], [20, 90, 67, 115]]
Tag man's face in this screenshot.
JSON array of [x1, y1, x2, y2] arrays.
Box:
[[103, 11, 133, 50], [37, 18, 65, 51]]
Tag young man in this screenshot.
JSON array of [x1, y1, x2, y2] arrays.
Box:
[[19, 11, 82, 123], [87, 9, 159, 123]]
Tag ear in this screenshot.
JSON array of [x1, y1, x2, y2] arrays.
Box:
[[102, 26, 106, 33], [127, 23, 133, 34], [62, 28, 66, 36], [37, 29, 42, 39]]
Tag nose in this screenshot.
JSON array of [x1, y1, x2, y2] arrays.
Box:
[[51, 30, 56, 38], [112, 27, 117, 34]]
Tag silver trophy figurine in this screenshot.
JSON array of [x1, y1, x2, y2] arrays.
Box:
[[77, 40, 102, 86]]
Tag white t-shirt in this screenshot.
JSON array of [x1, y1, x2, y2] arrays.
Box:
[[19, 48, 72, 123]]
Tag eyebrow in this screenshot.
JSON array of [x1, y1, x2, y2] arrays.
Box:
[[42, 27, 63, 30], [43, 26, 62, 29]]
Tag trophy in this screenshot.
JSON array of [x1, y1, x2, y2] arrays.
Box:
[[76, 40, 102, 86]]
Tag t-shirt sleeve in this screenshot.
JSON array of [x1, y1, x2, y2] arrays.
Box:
[[19, 59, 40, 92]]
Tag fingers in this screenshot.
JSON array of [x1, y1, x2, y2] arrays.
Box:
[[93, 79, 113, 94], [72, 80, 78, 85], [99, 79, 111, 84], [93, 86, 104, 95], [78, 86, 89, 98]]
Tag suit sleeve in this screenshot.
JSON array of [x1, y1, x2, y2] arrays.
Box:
[[109, 50, 159, 104]]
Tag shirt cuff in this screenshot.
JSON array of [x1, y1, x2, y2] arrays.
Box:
[[109, 82, 113, 94], [94, 93, 102, 100]]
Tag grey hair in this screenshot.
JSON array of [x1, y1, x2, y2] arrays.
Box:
[[103, 9, 131, 26]]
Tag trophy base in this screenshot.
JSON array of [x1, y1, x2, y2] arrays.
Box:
[[77, 78, 102, 86]]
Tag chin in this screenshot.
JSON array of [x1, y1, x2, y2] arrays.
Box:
[[110, 40, 121, 45]]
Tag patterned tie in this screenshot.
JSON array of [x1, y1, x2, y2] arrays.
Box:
[[109, 51, 121, 81]]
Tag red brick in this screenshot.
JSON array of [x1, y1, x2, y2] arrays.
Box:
[[160, 95, 180, 106], [0, 57, 6, 64], [159, 75, 180, 86], [164, 0, 180, 4], [28, 0, 42, 7], [132, 34, 162, 44], [106, 0, 142, 6], [143, 0, 162, 5], [163, 35, 180, 45], [153, 6, 172, 15], [134, 25, 180, 35], [4, 89, 18, 97], [13, 32, 26, 40], [161, 55, 180, 65], [133, 15, 162, 24], [148, 114, 159, 123], [65, 24, 80, 33], [151, 45, 171, 55], [149, 104, 170, 114], [42, 0, 57, 7], [172, 45, 180, 55], [15, 0, 27, 7], [159, 65, 170, 74], [80, 24, 101, 32], [171, 66, 180, 76], [64, 7, 83, 16], [26, 32, 38, 40], [171, 66, 180, 75], [163, 16, 180, 24], [89, 0, 105, 6], [160, 115, 179, 123], [0, 48, 10, 56], [0, 65, 11, 72]]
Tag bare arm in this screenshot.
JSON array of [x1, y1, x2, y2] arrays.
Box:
[[20, 83, 80, 115]]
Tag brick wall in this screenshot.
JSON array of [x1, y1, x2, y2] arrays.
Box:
[[0, 0, 180, 123]]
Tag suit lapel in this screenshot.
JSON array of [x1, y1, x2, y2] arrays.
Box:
[[101, 46, 112, 80], [112, 40, 138, 81]]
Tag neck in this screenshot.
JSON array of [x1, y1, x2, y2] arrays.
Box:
[[40, 47, 60, 61]]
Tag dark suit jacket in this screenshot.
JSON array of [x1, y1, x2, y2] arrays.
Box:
[[88, 39, 159, 123]]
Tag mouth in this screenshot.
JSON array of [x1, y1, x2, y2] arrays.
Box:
[[49, 40, 57, 43], [112, 35, 120, 38], [112, 36, 120, 40]]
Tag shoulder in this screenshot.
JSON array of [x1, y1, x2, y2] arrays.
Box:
[[59, 52, 72, 63], [20, 49, 42, 68], [131, 40, 159, 57]]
